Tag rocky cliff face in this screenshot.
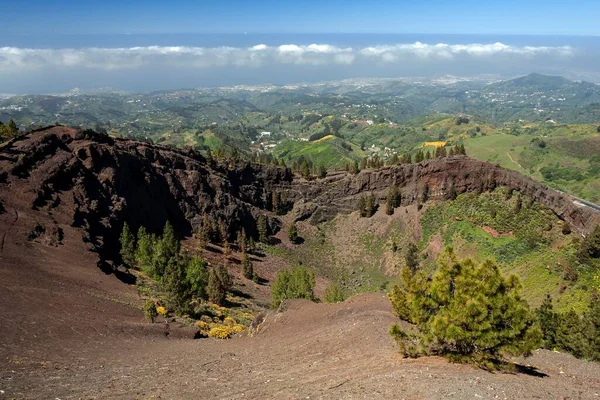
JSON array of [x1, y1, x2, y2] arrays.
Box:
[[0, 126, 291, 264], [284, 158, 600, 235], [0, 126, 598, 267]]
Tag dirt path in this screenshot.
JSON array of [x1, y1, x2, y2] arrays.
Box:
[[506, 151, 525, 171]]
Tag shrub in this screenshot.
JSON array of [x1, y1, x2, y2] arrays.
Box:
[[195, 321, 210, 336], [578, 225, 600, 261], [271, 266, 316, 308], [388, 249, 541, 370], [208, 325, 236, 339], [208, 324, 245, 339], [143, 300, 157, 323]]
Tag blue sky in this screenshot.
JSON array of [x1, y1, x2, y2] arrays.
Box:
[[2, 0, 599, 36]]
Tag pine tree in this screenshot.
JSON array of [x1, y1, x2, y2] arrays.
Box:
[[365, 193, 375, 217], [241, 252, 253, 279], [237, 228, 247, 253], [135, 226, 155, 271], [536, 294, 558, 348], [152, 221, 180, 277], [389, 249, 541, 369], [405, 243, 420, 271], [216, 264, 233, 291], [318, 164, 327, 179], [288, 223, 299, 243], [300, 160, 310, 179], [257, 215, 268, 243], [385, 195, 394, 215], [579, 225, 600, 260], [420, 183, 430, 204], [163, 257, 190, 314], [207, 268, 225, 305], [584, 293, 600, 360], [7, 119, 18, 137], [390, 185, 401, 208], [119, 222, 136, 266], [351, 160, 359, 175], [185, 255, 209, 300], [358, 196, 367, 217], [415, 150, 424, 163], [556, 310, 587, 358], [272, 191, 280, 214]]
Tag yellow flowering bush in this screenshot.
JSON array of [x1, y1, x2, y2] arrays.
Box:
[[223, 316, 236, 326], [156, 306, 168, 317], [195, 320, 210, 336], [207, 324, 245, 339], [208, 325, 236, 339]]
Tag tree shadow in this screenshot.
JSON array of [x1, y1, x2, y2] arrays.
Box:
[[291, 237, 305, 245], [513, 364, 549, 378], [230, 289, 254, 299], [97, 260, 137, 285]]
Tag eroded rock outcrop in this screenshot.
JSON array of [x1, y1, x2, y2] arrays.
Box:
[[1, 126, 598, 268]]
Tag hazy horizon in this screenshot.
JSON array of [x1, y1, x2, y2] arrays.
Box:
[[1, 33, 599, 94]]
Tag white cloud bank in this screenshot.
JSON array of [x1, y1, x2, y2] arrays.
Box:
[[0, 42, 573, 71]]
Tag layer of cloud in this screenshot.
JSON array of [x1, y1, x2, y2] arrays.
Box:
[[0, 42, 573, 71]]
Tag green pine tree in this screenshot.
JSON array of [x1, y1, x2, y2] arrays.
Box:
[[536, 294, 558, 348], [288, 223, 299, 243], [207, 268, 225, 305], [556, 310, 587, 358], [163, 257, 190, 314], [389, 249, 541, 369], [135, 226, 155, 271], [119, 222, 136, 266], [405, 243, 420, 271], [257, 215, 268, 243], [152, 221, 180, 277], [185, 255, 209, 300], [241, 252, 253, 279]]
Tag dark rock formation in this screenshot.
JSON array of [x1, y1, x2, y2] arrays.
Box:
[[0, 126, 290, 264], [1, 126, 598, 269], [282, 158, 600, 234]]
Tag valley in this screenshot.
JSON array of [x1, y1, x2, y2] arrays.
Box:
[[1, 125, 600, 398]]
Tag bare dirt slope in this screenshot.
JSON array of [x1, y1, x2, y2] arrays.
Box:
[[3, 282, 600, 399]]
